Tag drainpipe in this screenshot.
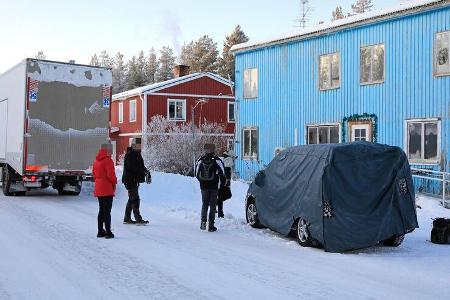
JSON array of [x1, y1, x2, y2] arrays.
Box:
[[140, 93, 147, 136]]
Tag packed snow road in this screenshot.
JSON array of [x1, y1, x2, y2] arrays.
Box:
[[0, 172, 449, 300]]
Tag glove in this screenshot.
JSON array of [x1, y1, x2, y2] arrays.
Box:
[[225, 179, 231, 187]]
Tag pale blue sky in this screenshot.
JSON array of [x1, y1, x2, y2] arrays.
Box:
[[0, 0, 400, 73]]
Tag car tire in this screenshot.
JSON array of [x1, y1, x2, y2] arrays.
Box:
[[246, 197, 263, 228], [382, 234, 405, 247], [296, 218, 313, 247]]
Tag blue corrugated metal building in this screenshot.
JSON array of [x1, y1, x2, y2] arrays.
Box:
[[231, 0, 450, 193]]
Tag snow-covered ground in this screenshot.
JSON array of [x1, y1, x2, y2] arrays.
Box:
[[0, 171, 449, 300]]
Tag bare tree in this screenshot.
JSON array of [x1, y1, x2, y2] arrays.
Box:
[[142, 115, 226, 175], [294, 0, 313, 29], [331, 6, 345, 21], [351, 0, 373, 14]]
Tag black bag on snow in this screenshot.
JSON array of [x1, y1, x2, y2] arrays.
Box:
[[430, 218, 450, 244], [197, 157, 216, 182], [218, 186, 232, 202]]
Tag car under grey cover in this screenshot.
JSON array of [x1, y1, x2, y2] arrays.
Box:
[[247, 142, 419, 252]]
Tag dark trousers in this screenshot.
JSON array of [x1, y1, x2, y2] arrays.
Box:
[[201, 189, 218, 226], [98, 196, 113, 233], [217, 199, 224, 215], [125, 186, 142, 221]]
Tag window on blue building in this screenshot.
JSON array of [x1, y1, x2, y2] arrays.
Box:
[[242, 127, 258, 160], [319, 53, 340, 90], [360, 44, 385, 85], [434, 31, 450, 76], [406, 119, 440, 163], [307, 125, 340, 144], [243, 68, 258, 99]]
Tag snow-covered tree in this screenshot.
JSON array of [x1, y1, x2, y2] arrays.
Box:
[[126, 56, 145, 89], [145, 48, 159, 84], [35, 51, 46, 60], [112, 52, 127, 93], [142, 115, 226, 175], [99, 50, 114, 68], [218, 25, 249, 81], [156, 46, 176, 82], [179, 35, 219, 73], [351, 0, 373, 14], [331, 6, 345, 21], [89, 54, 100, 67]]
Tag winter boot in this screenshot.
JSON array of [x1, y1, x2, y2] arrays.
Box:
[[105, 231, 115, 239], [97, 230, 106, 238], [200, 221, 207, 230], [208, 225, 217, 232], [136, 219, 149, 225], [123, 219, 136, 225]]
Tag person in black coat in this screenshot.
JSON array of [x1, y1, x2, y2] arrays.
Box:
[[195, 144, 226, 232], [122, 138, 150, 225]]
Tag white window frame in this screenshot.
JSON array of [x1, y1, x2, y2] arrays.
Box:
[[351, 124, 370, 142], [360, 43, 385, 85], [242, 126, 258, 160], [243, 68, 258, 99], [167, 99, 186, 122], [129, 100, 137, 123], [434, 30, 450, 77], [227, 101, 235, 123], [404, 118, 441, 165], [306, 123, 341, 144], [118, 102, 123, 124], [319, 52, 341, 90]]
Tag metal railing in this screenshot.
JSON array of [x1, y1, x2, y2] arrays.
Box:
[[411, 167, 450, 208]]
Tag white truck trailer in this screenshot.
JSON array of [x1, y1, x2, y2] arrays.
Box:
[[0, 59, 112, 196]]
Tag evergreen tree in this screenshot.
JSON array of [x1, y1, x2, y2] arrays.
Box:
[[99, 50, 114, 68], [179, 35, 219, 73], [351, 0, 373, 14], [331, 6, 345, 21], [145, 48, 159, 84], [156, 46, 176, 82], [218, 25, 249, 81], [112, 52, 127, 93], [126, 56, 145, 89], [137, 50, 147, 84], [35, 51, 46, 60], [89, 54, 100, 67]]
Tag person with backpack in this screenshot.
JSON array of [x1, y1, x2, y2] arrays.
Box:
[[122, 138, 150, 225], [93, 143, 117, 239], [195, 144, 226, 232]]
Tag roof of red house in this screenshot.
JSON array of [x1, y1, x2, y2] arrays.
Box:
[[112, 72, 233, 100]]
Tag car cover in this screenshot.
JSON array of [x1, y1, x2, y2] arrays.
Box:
[[248, 142, 418, 252]]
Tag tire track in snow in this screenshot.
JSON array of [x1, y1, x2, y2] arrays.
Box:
[[2, 198, 211, 300]]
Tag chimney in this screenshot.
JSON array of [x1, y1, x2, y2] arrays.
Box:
[[173, 65, 190, 78]]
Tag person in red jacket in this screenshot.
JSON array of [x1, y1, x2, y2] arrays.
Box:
[[93, 143, 117, 239]]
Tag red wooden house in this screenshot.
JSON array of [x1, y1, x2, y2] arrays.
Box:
[[110, 66, 235, 162]]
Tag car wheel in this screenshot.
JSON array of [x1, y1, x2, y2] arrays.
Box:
[[246, 197, 263, 228], [382, 234, 405, 247], [296, 218, 313, 247]]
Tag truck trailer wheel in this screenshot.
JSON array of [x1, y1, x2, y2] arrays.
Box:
[[2, 165, 13, 196]]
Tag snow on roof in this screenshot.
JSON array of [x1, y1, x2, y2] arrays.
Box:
[[231, 0, 449, 54], [112, 72, 233, 100]]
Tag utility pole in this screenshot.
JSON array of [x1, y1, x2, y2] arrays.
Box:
[[295, 0, 312, 29]]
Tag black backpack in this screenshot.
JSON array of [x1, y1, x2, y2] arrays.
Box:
[[197, 157, 217, 182], [431, 218, 450, 244]]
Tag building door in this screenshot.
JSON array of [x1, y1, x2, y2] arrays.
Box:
[[349, 122, 372, 142]]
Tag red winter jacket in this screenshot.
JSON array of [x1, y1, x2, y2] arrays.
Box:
[[93, 149, 117, 197]]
